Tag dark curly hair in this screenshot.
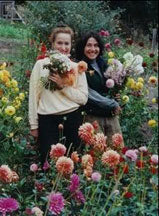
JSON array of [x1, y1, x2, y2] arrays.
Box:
[[75, 31, 104, 61]]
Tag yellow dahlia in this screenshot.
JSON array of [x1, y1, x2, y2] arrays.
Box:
[[5, 106, 16, 116], [10, 79, 18, 88], [14, 117, 22, 123], [152, 98, 157, 103], [137, 77, 144, 83], [108, 52, 115, 58], [107, 58, 114, 65], [122, 95, 129, 103], [1, 97, 9, 104], [19, 93, 25, 100], [136, 81, 143, 90], [148, 120, 157, 127]]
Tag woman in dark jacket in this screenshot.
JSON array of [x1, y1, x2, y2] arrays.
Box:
[[75, 31, 122, 145]]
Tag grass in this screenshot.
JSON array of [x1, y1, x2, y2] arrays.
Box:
[[0, 18, 30, 40]]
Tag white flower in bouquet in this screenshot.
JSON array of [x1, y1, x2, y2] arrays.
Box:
[[123, 52, 144, 75]]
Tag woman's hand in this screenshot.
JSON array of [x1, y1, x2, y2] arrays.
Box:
[[112, 106, 122, 115], [49, 74, 65, 89], [114, 93, 121, 102], [30, 129, 38, 140]]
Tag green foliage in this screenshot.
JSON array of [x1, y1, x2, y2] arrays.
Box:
[[24, 1, 123, 45], [0, 18, 30, 40]]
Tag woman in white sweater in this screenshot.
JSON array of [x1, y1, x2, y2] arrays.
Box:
[[29, 26, 88, 165]]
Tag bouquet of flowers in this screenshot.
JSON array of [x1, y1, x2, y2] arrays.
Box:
[[41, 50, 87, 91], [104, 52, 144, 96]]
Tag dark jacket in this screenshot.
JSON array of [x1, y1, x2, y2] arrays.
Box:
[[83, 56, 119, 117]]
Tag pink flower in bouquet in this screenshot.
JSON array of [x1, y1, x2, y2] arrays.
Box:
[[101, 150, 120, 167], [82, 154, 93, 168], [50, 143, 66, 159], [106, 79, 115, 88], [48, 192, 65, 215], [93, 133, 107, 152], [99, 30, 110, 37], [78, 122, 95, 145], [112, 133, 124, 149], [0, 198, 19, 215], [125, 150, 137, 161], [91, 171, 101, 182], [56, 156, 74, 176], [151, 155, 158, 165], [0, 165, 13, 183], [92, 120, 99, 131], [30, 163, 38, 172], [114, 38, 121, 46]]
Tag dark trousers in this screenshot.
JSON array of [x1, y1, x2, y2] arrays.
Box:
[[38, 108, 83, 165]]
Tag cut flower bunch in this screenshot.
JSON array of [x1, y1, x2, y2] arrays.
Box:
[[40, 50, 87, 91]]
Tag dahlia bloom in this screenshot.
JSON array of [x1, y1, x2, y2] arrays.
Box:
[[78, 122, 95, 145], [73, 190, 85, 204], [112, 133, 124, 149], [91, 171, 101, 182], [81, 154, 93, 168], [93, 133, 107, 152], [43, 160, 50, 171], [151, 155, 158, 165], [71, 151, 79, 163], [106, 79, 115, 88], [148, 76, 157, 85], [68, 174, 80, 192], [0, 165, 13, 183], [0, 198, 19, 215], [105, 43, 111, 51], [32, 207, 44, 216], [122, 95, 129, 103], [148, 119, 157, 127], [30, 163, 38, 172], [56, 156, 74, 176], [101, 150, 120, 167], [114, 38, 121, 46], [48, 192, 65, 215], [139, 146, 147, 152], [77, 61, 88, 74], [4, 106, 16, 116], [99, 30, 110, 37], [50, 143, 66, 159], [84, 165, 93, 179], [125, 150, 137, 161]]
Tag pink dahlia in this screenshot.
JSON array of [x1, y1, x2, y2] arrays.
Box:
[[125, 150, 137, 161], [151, 155, 158, 165], [0, 198, 19, 215], [30, 163, 38, 172], [112, 133, 124, 149], [91, 171, 101, 182], [114, 38, 121, 46], [48, 192, 65, 215], [56, 156, 74, 176], [43, 160, 50, 171], [0, 165, 13, 183], [78, 122, 95, 145], [105, 43, 111, 50], [99, 30, 110, 37], [50, 143, 66, 159], [68, 174, 80, 192], [71, 151, 79, 163], [101, 150, 120, 167], [73, 190, 85, 204], [106, 79, 115, 88], [93, 133, 107, 152]]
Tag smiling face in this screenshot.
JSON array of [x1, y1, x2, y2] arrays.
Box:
[[52, 33, 71, 56], [84, 37, 100, 60]]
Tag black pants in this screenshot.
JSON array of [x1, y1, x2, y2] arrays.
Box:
[[38, 108, 83, 165]]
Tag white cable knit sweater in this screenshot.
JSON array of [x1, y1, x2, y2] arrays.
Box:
[[29, 57, 88, 130]]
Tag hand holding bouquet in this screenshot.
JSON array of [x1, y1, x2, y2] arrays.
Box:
[[41, 50, 87, 91]]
